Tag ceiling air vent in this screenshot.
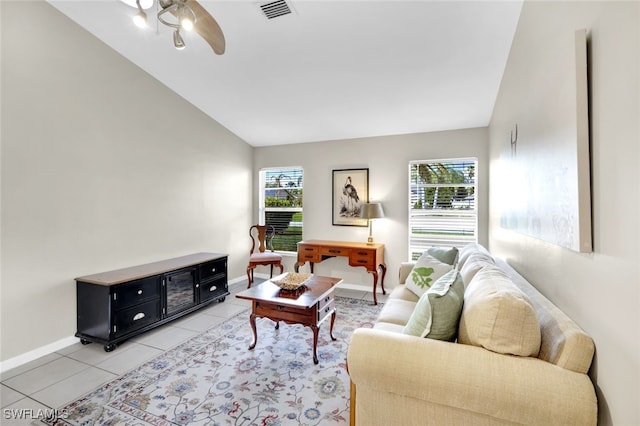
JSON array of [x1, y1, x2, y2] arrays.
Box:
[[260, 0, 292, 19]]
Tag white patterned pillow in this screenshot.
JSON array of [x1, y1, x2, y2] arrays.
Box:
[[405, 252, 453, 297]]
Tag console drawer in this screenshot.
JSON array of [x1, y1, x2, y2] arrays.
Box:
[[199, 258, 226, 283], [199, 278, 228, 302], [114, 299, 161, 337], [112, 276, 161, 310]]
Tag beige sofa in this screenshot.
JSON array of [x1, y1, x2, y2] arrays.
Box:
[[347, 244, 597, 425]]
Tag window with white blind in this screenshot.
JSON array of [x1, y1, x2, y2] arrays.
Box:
[[409, 159, 477, 260], [259, 167, 303, 253]]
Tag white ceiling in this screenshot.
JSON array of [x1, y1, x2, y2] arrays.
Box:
[[48, 0, 523, 147]]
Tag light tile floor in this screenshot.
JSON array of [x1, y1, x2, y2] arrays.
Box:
[[0, 279, 386, 425]]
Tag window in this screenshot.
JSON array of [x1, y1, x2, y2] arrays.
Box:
[[409, 158, 477, 260], [259, 167, 303, 253]]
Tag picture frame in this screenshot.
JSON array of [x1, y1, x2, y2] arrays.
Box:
[[332, 168, 369, 226]]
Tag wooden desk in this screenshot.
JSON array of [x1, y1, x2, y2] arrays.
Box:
[[295, 240, 387, 304]]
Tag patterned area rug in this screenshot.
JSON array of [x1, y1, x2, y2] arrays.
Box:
[[45, 297, 382, 426]]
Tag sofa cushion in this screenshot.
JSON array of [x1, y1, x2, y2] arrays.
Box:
[[376, 298, 417, 326], [457, 243, 491, 269], [458, 267, 541, 357], [405, 252, 453, 297], [460, 252, 495, 287], [426, 246, 459, 266], [388, 284, 420, 303], [403, 269, 464, 341]]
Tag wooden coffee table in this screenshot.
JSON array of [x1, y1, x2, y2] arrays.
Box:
[[235, 274, 342, 364]]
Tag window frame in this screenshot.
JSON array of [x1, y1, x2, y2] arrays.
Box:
[[259, 166, 304, 254], [408, 158, 478, 260]]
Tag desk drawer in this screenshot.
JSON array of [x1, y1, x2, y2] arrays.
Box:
[[298, 244, 320, 262], [320, 246, 349, 257], [350, 249, 375, 266]]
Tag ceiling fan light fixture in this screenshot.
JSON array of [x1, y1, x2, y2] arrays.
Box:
[[178, 4, 196, 31], [133, 10, 147, 28], [173, 29, 186, 50], [132, 0, 148, 28]]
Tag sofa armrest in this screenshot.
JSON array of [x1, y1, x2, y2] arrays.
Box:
[[347, 328, 597, 425], [398, 262, 415, 284]]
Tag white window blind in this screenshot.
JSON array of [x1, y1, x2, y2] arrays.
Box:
[[259, 167, 303, 253], [409, 159, 477, 260]]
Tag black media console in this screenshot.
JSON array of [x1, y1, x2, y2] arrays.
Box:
[[75, 252, 229, 352]]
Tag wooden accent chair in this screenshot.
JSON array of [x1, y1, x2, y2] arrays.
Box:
[[246, 224, 284, 288]]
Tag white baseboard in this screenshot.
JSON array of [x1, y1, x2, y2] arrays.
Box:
[[1, 275, 250, 374], [0, 335, 80, 374]]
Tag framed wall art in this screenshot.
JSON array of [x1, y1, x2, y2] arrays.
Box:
[[498, 29, 592, 252], [332, 168, 368, 226]]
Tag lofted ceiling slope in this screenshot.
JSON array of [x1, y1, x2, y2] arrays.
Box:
[[48, 0, 523, 147]]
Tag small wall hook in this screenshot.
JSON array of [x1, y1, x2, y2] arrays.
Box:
[[510, 124, 518, 157]]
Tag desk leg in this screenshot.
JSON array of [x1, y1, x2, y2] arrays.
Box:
[[370, 270, 379, 305], [369, 264, 387, 305], [294, 261, 314, 273], [248, 313, 258, 350], [379, 263, 387, 295]]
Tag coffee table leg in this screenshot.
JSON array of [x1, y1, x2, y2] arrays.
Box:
[[329, 310, 337, 341], [311, 325, 319, 364], [248, 313, 257, 350]]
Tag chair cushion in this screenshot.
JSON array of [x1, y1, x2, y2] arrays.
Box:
[[405, 252, 453, 297], [403, 269, 464, 341], [249, 252, 282, 263], [458, 267, 541, 357]]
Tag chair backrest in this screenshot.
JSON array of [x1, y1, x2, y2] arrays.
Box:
[[249, 225, 276, 254]]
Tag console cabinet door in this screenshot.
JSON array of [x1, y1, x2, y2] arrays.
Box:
[[164, 267, 197, 316]]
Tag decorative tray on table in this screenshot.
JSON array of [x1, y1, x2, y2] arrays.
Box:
[[271, 272, 312, 291]]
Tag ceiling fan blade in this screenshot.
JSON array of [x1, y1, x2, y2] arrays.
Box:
[[187, 0, 226, 54]]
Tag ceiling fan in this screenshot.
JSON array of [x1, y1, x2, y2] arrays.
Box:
[[124, 0, 225, 54]]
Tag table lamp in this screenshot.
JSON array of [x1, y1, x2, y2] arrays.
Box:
[[360, 203, 385, 244]]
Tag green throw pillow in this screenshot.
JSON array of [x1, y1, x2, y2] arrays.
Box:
[[403, 269, 465, 341], [405, 252, 453, 297], [426, 246, 459, 266]]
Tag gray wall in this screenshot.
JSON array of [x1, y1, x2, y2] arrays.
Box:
[[254, 128, 489, 290], [488, 1, 639, 424], [1, 1, 253, 363]]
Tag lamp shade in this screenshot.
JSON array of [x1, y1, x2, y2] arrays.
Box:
[[360, 203, 385, 220]]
